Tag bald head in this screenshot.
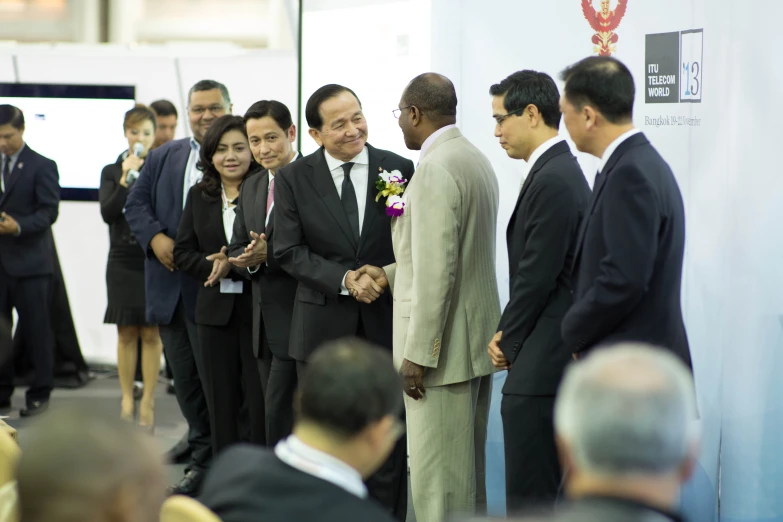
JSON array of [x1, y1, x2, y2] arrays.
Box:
[[402, 73, 457, 124], [555, 343, 698, 477]]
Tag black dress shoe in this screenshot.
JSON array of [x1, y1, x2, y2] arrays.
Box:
[[20, 401, 49, 417], [166, 470, 204, 497], [166, 380, 176, 395], [164, 435, 192, 464]]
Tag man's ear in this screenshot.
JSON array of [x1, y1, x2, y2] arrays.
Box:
[[308, 128, 323, 147], [288, 124, 297, 143]]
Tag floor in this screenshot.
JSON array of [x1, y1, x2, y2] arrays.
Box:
[[2, 372, 418, 521]]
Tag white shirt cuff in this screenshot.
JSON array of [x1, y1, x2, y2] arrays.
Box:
[[248, 265, 260, 274], [340, 271, 350, 295]]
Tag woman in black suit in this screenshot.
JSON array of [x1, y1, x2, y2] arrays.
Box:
[[99, 105, 162, 429], [174, 115, 265, 455]]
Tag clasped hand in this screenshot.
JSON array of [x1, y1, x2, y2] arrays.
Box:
[[205, 246, 231, 287], [228, 231, 267, 268], [346, 265, 389, 304], [0, 212, 19, 236]]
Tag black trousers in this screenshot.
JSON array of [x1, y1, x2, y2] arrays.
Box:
[[501, 394, 561, 516], [199, 312, 265, 456], [257, 335, 297, 446], [0, 267, 54, 404], [159, 298, 211, 472], [294, 317, 408, 522]]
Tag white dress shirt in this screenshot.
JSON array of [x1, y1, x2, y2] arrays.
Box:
[[519, 136, 565, 191], [274, 435, 367, 499], [597, 128, 641, 174], [0, 143, 25, 193], [183, 138, 203, 208], [419, 124, 457, 164], [221, 185, 237, 243], [324, 147, 369, 295]]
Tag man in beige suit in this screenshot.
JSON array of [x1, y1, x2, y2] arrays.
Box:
[[357, 73, 500, 522]]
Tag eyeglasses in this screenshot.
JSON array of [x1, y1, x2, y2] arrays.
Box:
[[392, 105, 413, 119], [189, 104, 226, 115], [494, 107, 525, 126]]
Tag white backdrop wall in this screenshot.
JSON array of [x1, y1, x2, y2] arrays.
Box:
[[430, 1, 783, 521], [0, 44, 298, 365]]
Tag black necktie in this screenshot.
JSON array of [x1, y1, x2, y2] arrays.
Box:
[[593, 170, 607, 193], [340, 162, 360, 242], [0, 157, 9, 195]]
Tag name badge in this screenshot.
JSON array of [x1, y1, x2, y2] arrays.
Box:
[[219, 279, 243, 294]]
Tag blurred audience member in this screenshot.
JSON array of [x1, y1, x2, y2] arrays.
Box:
[[151, 99, 179, 149], [0, 104, 60, 417], [17, 406, 166, 522], [99, 104, 163, 430], [227, 100, 300, 446], [200, 338, 403, 522], [174, 115, 264, 455], [125, 79, 233, 496]]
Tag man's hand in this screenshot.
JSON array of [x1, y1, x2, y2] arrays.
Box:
[[401, 358, 426, 400], [0, 213, 19, 236], [488, 331, 511, 370], [150, 233, 176, 271], [356, 264, 389, 289], [228, 232, 267, 268], [205, 246, 231, 287], [345, 270, 384, 304]]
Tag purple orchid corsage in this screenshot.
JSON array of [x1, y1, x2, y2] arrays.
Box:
[[375, 167, 408, 217]]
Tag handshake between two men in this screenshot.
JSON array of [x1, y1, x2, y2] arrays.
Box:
[[345, 265, 389, 303]]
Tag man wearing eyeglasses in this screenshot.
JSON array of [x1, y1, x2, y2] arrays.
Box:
[[125, 79, 233, 497], [485, 70, 590, 514]]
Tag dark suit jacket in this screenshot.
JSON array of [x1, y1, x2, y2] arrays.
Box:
[[228, 167, 298, 360], [174, 185, 253, 327], [200, 445, 396, 522], [272, 145, 414, 361], [99, 153, 144, 257], [0, 145, 60, 277], [124, 138, 199, 325], [562, 133, 691, 367], [498, 141, 590, 396]]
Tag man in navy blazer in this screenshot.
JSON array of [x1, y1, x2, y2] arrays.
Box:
[[558, 56, 691, 369], [125, 80, 233, 496], [0, 105, 60, 417]]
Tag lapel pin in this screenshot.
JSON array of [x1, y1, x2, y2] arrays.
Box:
[[17, 162, 23, 169]]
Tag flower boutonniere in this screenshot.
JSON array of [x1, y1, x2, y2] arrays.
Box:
[[375, 167, 408, 217]]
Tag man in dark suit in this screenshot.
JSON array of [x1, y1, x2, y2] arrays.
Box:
[[485, 71, 590, 513], [272, 84, 413, 520], [227, 100, 300, 446], [125, 80, 233, 495], [558, 57, 691, 368], [0, 105, 60, 417], [199, 338, 402, 522]]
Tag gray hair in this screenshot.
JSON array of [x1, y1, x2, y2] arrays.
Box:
[[188, 79, 231, 107], [554, 343, 699, 477]]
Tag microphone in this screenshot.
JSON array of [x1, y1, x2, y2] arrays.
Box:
[[126, 142, 145, 186]]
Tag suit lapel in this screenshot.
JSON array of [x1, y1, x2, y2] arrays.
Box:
[[0, 147, 31, 203], [307, 149, 358, 250], [173, 140, 193, 212], [255, 171, 270, 234], [359, 145, 384, 247]]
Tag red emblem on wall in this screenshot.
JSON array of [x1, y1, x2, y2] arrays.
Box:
[[582, 0, 628, 56]]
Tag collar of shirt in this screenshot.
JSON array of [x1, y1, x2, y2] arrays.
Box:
[[189, 137, 200, 152], [324, 147, 368, 173], [597, 128, 641, 174], [419, 124, 457, 164], [274, 435, 367, 499], [269, 151, 300, 183], [520, 136, 564, 187], [2, 142, 26, 171]]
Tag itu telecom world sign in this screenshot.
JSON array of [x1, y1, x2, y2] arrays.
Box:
[[645, 29, 704, 103]]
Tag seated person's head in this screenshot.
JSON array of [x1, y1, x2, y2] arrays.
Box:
[[294, 337, 404, 479], [16, 406, 165, 522], [554, 343, 699, 506]]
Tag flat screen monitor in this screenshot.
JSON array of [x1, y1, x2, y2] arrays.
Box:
[[0, 83, 136, 201]]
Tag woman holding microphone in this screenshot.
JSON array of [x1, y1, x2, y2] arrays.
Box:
[[174, 115, 265, 455], [99, 105, 162, 429]]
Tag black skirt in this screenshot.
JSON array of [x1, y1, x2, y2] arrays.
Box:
[[104, 246, 152, 326]]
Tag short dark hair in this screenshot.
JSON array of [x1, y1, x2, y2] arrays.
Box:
[[0, 104, 24, 129], [196, 115, 255, 199], [296, 337, 403, 439], [560, 56, 635, 124], [243, 100, 293, 131], [188, 80, 231, 107], [403, 73, 457, 120], [123, 104, 157, 132], [305, 84, 361, 130], [489, 70, 561, 129], [150, 99, 178, 118]]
